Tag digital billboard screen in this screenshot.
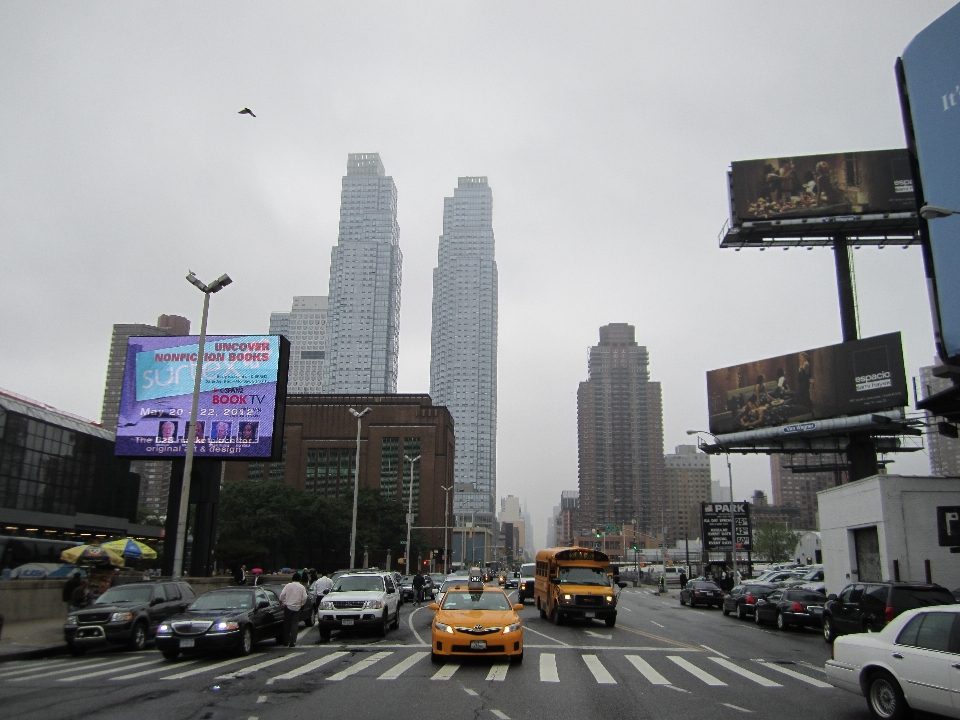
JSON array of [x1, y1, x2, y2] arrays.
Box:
[[729, 149, 915, 225], [900, 3, 960, 363], [706, 332, 907, 436], [115, 335, 289, 459]]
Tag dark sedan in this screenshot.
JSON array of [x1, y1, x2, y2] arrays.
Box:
[[754, 587, 827, 630], [155, 587, 284, 660], [722, 582, 778, 620], [679, 580, 725, 609]]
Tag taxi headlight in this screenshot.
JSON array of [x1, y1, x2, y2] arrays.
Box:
[[157, 623, 172, 635], [363, 599, 384, 610], [65, 615, 78, 627], [109, 612, 134, 623], [434, 621, 455, 635], [210, 621, 240, 632], [320, 600, 335, 610], [503, 621, 522, 634]]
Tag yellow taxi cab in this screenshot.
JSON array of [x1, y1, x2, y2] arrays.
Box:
[[429, 576, 524, 664]]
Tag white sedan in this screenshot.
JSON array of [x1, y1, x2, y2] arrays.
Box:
[[825, 605, 960, 719]]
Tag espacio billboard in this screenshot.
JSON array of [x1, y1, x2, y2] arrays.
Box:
[[706, 332, 907, 436], [114, 335, 289, 459]]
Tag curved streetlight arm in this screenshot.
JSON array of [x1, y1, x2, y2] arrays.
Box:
[[920, 204, 960, 220]]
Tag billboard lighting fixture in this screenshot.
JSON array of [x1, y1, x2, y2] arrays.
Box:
[[920, 204, 960, 220]]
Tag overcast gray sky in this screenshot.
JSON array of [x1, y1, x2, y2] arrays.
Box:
[[1, 2, 954, 551]]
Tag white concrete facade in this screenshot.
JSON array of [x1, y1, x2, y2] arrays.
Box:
[[818, 474, 960, 596]]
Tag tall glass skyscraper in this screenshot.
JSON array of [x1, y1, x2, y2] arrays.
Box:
[[430, 177, 498, 529], [269, 296, 327, 394], [324, 153, 402, 394]]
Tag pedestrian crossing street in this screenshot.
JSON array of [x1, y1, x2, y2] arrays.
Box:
[[0, 649, 833, 693]]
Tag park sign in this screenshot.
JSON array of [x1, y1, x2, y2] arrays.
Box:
[[701, 502, 752, 552], [114, 334, 289, 460]]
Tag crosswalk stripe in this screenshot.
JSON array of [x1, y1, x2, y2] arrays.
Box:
[[667, 656, 726, 686], [160, 655, 253, 680], [59, 659, 162, 682], [328, 651, 393, 681], [755, 661, 833, 688], [216, 653, 304, 679], [112, 660, 199, 680], [625, 655, 671, 685], [11, 657, 131, 682], [539, 653, 559, 683], [486, 663, 509, 682], [0, 659, 73, 679], [710, 657, 783, 687], [266, 652, 348, 684], [708, 658, 781, 687], [431, 662, 460, 680], [379, 652, 428, 680], [582, 655, 616, 684]]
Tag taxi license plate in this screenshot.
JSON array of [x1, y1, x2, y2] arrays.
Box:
[[341, 619, 355, 626], [584, 611, 596, 618], [180, 639, 195, 648], [470, 640, 487, 650]]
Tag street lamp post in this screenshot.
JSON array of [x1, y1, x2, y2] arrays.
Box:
[[920, 204, 960, 219], [441, 485, 452, 574], [403, 454, 421, 573], [348, 407, 372, 569], [172, 271, 232, 579], [687, 429, 738, 584]]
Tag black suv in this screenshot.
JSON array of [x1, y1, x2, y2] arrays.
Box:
[[64, 581, 195, 655], [821, 581, 955, 643]]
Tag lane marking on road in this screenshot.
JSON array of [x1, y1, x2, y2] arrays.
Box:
[[650, 621, 664, 628], [112, 660, 199, 680], [797, 660, 828, 675], [720, 703, 753, 713], [257, 695, 267, 703], [431, 662, 460, 680], [408, 606, 428, 646], [11, 657, 131, 682], [667, 656, 726, 686], [328, 651, 393, 681], [486, 663, 509, 682], [59, 659, 161, 681], [522, 626, 570, 646], [755, 661, 833, 688], [540, 653, 559, 683], [666, 685, 690, 693], [464, 688, 478, 696], [266, 652, 348, 684], [584, 631, 611, 639], [216, 653, 303, 679], [616, 625, 703, 651], [625, 655, 671, 685], [379, 651, 428, 679], [582, 654, 617, 684], [491, 711, 510, 720], [708, 657, 781, 687], [0, 659, 74, 679], [700, 644, 728, 658], [622, 606, 632, 612], [297, 626, 313, 642], [161, 655, 253, 680]]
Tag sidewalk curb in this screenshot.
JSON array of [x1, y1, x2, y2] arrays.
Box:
[[0, 643, 68, 663]]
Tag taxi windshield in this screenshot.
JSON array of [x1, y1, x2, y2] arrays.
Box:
[[556, 566, 610, 586], [441, 592, 512, 611]]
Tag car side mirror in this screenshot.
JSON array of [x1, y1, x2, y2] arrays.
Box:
[[617, 582, 628, 589], [513, 604, 524, 611], [151, 597, 163, 606], [387, 588, 395, 594], [429, 603, 439, 611], [257, 600, 270, 609], [827, 594, 838, 601]]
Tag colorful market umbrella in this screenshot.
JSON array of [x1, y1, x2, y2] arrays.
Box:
[[60, 544, 124, 567], [101, 538, 157, 560]]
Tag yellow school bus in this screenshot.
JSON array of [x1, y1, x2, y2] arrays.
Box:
[[534, 547, 626, 627]]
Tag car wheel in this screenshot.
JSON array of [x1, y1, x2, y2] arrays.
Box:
[[127, 621, 148, 651], [552, 605, 564, 626], [161, 647, 179, 661], [510, 651, 524, 665], [679, 594, 685, 605], [722, 604, 730, 616], [737, 604, 746, 620], [539, 601, 547, 620], [68, 642, 87, 657], [776, 612, 789, 631], [378, 610, 388, 637], [319, 628, 331, 642], [431, 651, 444, 665], [823, 616, 837, 643], [237, 625, 253, 656], [305, 606, 316, 627], [867, 670, 908, 720], [390, 607, 400, 630], [690, 598, 697, 609], [604, 617, 616, 628], [754, 609, 764, 625]]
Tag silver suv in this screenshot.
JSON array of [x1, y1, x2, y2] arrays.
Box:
[[317, 572, 400, 641]]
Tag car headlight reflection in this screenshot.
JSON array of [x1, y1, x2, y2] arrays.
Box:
[[109, 612, 133, 623], [503, 621, 522, 634], [364, 599, 384, 610], [211, 621, 240, 632], [434, 621, 455, 634], [65, 615, 78, 627], [157, 623, 172, 634], [320, 600, 335, 610]]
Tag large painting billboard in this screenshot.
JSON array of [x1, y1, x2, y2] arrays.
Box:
[[115, 335, 289, 459], [900, 3, 960, 363], [706, 332, 907, 436], [729, 149, 915, 224]]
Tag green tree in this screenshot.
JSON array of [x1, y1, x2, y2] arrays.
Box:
[[752, 523, 799, 563]]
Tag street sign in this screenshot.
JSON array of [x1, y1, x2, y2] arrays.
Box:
[[399, 541, 407, 545], [701, 502, 753, 552]]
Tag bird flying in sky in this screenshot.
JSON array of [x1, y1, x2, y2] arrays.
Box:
[[238, 108, 256, 117]]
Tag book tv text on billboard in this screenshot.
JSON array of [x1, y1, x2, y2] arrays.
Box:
[[706, 332, 907, 436], [114, 335, 289, 459]]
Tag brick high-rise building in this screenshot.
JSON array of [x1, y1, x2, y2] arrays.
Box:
[[663, 444, 712, 545], [577, 323, 664, 536], [920, 363, 960, 476]]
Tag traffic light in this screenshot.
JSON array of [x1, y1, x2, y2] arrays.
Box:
[[594, 529, 601, 539]]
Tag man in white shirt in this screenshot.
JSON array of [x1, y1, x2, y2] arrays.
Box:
[[279, 573, 308, 647], [311, 573, 334, 597]]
